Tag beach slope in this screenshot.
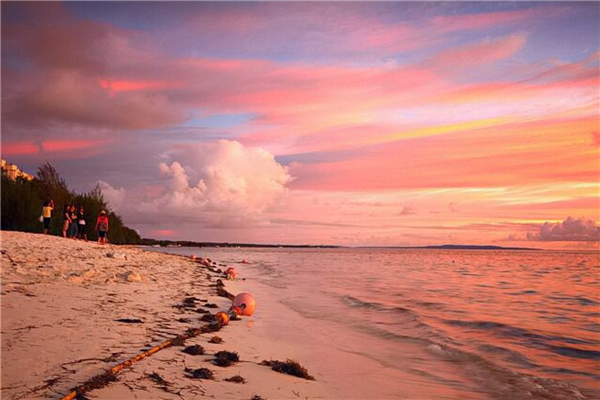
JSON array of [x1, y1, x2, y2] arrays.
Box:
[[1, 231, 324, 400]]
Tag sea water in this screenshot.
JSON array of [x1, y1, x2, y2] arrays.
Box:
[[151, 247, 600, 400]]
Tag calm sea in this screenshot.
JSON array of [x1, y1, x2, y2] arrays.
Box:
[[150, 247, 600, 400]]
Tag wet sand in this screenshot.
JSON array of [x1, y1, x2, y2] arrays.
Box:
[[1, 231, 327, 400]]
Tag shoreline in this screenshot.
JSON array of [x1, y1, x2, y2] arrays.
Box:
[[1, 231, 326, 400]]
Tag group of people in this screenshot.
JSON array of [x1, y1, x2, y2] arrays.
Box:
[[41, 199, 110, 244]]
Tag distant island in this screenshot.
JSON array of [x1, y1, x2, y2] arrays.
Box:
[[364, 244, 542, 251], [139, 239, 540, 251]]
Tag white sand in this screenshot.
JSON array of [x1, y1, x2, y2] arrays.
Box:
[[1, 231, 327, 400]]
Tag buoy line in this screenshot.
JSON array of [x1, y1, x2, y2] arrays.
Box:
[[58, 268, 256, 400]]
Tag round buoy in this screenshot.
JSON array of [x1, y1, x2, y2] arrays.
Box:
[[232, 292, 256, 316], [225, 267, 237, 280], [215, 311, 230, 326], [190, 254, 196, 261]]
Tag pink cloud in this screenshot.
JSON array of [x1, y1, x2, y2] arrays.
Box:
[[428, 34, 527, 72], [528, 217, 600, 242], [431, 8, 545, 33], [42, 139, 110, 153], [1, 142, 39, 156], [154, 229, 175, 236]]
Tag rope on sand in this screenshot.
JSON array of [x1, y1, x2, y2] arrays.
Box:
[[59, 285, 254, 400], [58, 257, 256, 400], [59, 316, 225, 400]]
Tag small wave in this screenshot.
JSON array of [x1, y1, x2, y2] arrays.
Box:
[[426, 343, 589, 400], [445, 319, 593, 343], [477, 343, 537, 368], [445, 319, 600, 361], [341, 295, 412, 315], [548, 345, 600, 360]]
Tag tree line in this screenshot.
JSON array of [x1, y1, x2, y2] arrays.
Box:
[[1, 162, 141, 244]]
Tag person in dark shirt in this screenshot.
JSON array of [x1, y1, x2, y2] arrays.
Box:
[[68, 204, 78, 239], [77, 205, 88, 241], [62, 204, 72, 238]]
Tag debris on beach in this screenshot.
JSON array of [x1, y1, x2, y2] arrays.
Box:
[[171, 335, 187, 346], [209, 336, 223, 344], [114, 318, 143, 324], [185, 367, 214, 380], [106, 252, 127, 259], [249, 395, 266, 400], [146, 372, 171, 387], [217, 286, 235, 300], [200, 313, 214, 322], [183, 297, 198, 305], [204, 303, 219, 308], [213, 350, 239, 367], [260, 359, 315, 380], [177, 317, 191, 323], [195, 308, 209, 314], [80, 371, 118, 393], [224, 375, 246, 384], [182, 344, 205, 355]]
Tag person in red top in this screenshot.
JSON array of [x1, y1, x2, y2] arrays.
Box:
[[95, 210, 109, 244]]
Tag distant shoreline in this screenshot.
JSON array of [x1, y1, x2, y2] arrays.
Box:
[[140, 239, 542, 251]]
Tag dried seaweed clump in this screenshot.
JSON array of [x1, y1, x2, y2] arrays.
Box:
[[209, 336, 223, 344], [146, 372, 171, 387], [182, 344, 205, 356], [200, 313, 215, 322], [185, 367, 214, 380], [213, 350, 240, 367], [260, 359, 315, 380], [171, 335, 187, 347], [249, 395, 266, 400], [204, 303, 219, 308], [224, 375, 246, 384]]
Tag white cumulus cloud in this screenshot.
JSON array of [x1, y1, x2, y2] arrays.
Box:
[[97, 180, 126, 211], [142, 140, 292, 226]]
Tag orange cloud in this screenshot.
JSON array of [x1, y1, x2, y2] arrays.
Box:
[[98, 79, 178, 93], [42, 139, 110, 153]]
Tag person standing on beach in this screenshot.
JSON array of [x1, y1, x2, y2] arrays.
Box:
[[41, 199, 54, 234], [77, 205, 88, 241], [68, 204, 78, 239], [95, 210, 109, 244], [62, 204, 71, 238]]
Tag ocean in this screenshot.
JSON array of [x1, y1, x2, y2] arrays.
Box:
[[150, 247, 600, 400]]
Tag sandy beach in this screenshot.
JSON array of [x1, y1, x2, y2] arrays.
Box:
[[1, 231, 327, 400]]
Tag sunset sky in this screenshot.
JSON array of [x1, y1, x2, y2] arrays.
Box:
[[2, 1, 599, 248]]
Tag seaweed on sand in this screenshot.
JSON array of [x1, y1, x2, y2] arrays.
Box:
[[171, 335, 187, 346], [183, 297, 199, 305], [249, 395, 267, 400], [114, 318, 143, 324], [213, 350, 239, 367], [217, 286, 235, 300], [182, 344, 205, 355], [204, 303, 219, 308], [146, 372, 171, 387], [185, 367, 214, 380], [209, 336, 223, 344], [224, 375, 246, 384], [260, 359, 315, 380], [200, 313, 215, 322]]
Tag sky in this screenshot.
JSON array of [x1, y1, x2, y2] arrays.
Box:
[[1, 1, 599, 248]]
